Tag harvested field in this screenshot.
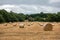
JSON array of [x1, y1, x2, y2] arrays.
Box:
[[0, 22, 60, 40]]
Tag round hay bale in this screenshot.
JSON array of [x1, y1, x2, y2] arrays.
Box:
[[13, 24, 17, 26], [30, 23, 33, 25], [38, 23, 43, 26], [4, 23, 7, 26], [19, 23, 25, 28], [27, 24, 30, 26], [44, 23, 53, 31]]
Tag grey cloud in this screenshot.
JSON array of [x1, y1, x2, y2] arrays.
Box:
[[49, 2, 60, 8], [0, 0, 48, 5], [0, 4, 60, 14], [0, 0, 60, 13], [0, 0, 60, 8]]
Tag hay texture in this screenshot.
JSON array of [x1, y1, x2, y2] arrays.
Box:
[[44, 23, 53, 31], [19, 23, 25, 28]]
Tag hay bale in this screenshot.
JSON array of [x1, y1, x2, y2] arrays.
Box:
[[30, 23, 34, 25], [39, 24, 43, 26], [27, 24, 30, 26], [13, 24, 17, 26], [4, 23, 7, 26], [19, 23, 25, 28], [51, 24, 55, 26], [38, 23, 43, 26], [44, 23, 53, 31]]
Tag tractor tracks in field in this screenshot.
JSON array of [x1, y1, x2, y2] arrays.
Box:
[[0, 32, 40, 37], [0, 32, 60, 37], [0, 26, 17, 30]]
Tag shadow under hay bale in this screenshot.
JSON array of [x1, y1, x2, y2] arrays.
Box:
[[19, 26, 24, 28], [44, 23, 53, 31], [27, 24, 30, 26]]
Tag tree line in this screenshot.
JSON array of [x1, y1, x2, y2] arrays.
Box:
[[0, 9, 60, 23]]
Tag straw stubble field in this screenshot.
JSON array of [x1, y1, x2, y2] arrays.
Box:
[[0, 22, 60, 40]]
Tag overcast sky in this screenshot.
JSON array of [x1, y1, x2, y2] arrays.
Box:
[[0, 0, 60, 14]]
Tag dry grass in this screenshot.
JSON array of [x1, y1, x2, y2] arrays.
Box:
[[0, 22, 60, 40]]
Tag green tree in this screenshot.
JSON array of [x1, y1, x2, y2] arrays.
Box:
[[0, 15, 5, 23]]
